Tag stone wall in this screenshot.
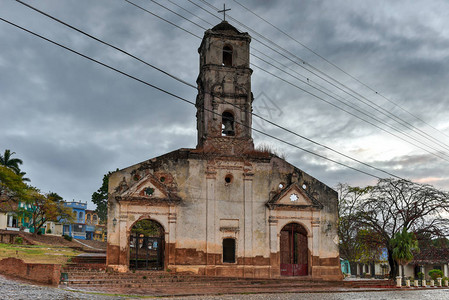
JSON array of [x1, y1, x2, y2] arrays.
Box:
[[0, 257, 61, 285], [0, 230, 33, 245]]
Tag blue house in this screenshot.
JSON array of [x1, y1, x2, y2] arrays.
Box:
[[62, 201, 87, 240]]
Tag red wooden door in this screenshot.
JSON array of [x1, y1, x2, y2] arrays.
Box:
[[280, 223, 308, 276]]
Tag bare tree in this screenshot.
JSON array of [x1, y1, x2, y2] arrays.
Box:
[[339, 178, 449, 278]]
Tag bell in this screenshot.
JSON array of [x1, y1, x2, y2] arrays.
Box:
[[222, 119, 235, 136]]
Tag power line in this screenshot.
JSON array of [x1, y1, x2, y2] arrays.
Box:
[[119, 0, 449, 163], [198, 0, 449, 154], [232, 0, 449, 141], [142, 0, 449, 161], [13, 0, 408, 180], [0, 16, 390, 180]]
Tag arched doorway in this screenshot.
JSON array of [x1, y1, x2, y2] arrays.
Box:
[[280, 223, 308, 276], [129, 219, 165, 270]]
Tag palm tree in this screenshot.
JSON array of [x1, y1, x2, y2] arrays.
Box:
[[391, 228, 419, 280], [0, 149, 24, 175]]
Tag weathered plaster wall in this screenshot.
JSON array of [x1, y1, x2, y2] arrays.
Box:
[[107, 150, 341, 280]]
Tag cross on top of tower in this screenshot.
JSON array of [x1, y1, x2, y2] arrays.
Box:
[[218, 4, 231, 21]]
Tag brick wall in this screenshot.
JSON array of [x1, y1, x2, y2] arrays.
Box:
[[0, 257, 61, 285]]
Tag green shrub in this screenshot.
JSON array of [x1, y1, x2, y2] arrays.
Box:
[[14, 236, 23, 244], [417, 272, 424, 279], [63, 234, 73, 241], [429, 269, 443, 280], [46, 228, 52, 234]]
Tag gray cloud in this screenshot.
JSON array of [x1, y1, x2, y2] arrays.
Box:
[[1, 0, 449, 209]]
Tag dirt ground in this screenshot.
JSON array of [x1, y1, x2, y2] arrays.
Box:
[[14, 231, 106, 251]]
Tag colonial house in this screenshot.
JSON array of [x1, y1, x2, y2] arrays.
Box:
[[401, 246, 449, 279], [62, 201, 87, 239], [0, 200, 19, 231], [106, 21, 341, 280]]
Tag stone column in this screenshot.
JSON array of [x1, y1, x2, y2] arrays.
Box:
[[206, 170, 216, 265], [311, 219, 320, 265], [243, 172, 254, 263], [268, 215, 278, 278], [444, 264, 448, 278], [168, 206, 177, 265], [118, 211, 128, 267]]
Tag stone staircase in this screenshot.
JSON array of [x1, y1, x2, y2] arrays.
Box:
[[60, 269, 346, 296], [343, 279, 395, 288]]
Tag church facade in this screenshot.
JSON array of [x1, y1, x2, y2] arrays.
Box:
[[106, 21, 342, 280]]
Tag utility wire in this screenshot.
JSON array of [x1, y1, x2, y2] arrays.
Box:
[[129, 0, 449, 161], [232, 0, 449, 141], [14, 0, 405, 179], [198, 0, 449, 153], [0, 16, 389, 180], [15, 0, 196, 90], [250, 53, 449, 161], [167, 0, 214, 27]]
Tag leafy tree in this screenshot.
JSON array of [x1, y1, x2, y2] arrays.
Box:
[[0, 165, 29, 203], [131, 219, 163, 236], [92, 171, 115, 223], [0, 149, 23, 174], [339, 178, 449, 279], [0, 149, 29, 181], [18, 189, 74, 235], [391, 228, 419, 278], [337, 184, 377, 262]]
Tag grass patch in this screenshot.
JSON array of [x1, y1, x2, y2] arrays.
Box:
[[0, 243, 81, 265]]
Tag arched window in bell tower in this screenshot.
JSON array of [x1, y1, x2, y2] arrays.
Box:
[[222, 45, 233, 67], [222, 111, 235, 136]]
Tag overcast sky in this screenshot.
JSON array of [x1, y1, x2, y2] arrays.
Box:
[[1, 0, 449, 210]]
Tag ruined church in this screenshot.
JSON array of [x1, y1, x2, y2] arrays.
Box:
[[106, 21, 341, 280]]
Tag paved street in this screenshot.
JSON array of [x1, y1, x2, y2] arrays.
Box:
[[2, 274, 449, 299], [0, 275, 123, 300], [172, 289, 449, 300]]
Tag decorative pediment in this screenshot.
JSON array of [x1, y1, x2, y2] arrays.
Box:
[[266, 183, 323, 210], [117, 173, 180, 204]]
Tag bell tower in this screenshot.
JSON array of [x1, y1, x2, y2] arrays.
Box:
[[196, 21, 254, 154]]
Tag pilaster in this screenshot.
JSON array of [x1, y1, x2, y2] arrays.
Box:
[[243, 172, 254, 261], [206, 170, 216, 264]]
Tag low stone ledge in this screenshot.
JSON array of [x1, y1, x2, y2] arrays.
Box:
[[0, 257, 61, 285]]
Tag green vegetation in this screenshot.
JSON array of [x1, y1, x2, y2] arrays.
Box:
[[92, 170, 117, 223], [63, 234, 73, 241], [14, 237, 23, 244], [0, 243, 80, 265], [429, 269, 443, 280], [0, 149, 29, 181], [17, 188, 75, 235], [131, 219, 163, 236], [391, 228, 419, 278], [338, 179, 449, 278]]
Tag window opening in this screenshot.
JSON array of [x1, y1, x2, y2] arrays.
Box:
[[225, 174, 233, 184], [223, 238, 236, 263], [222, 112, 235, 136], [222, 45, 232, 66]]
